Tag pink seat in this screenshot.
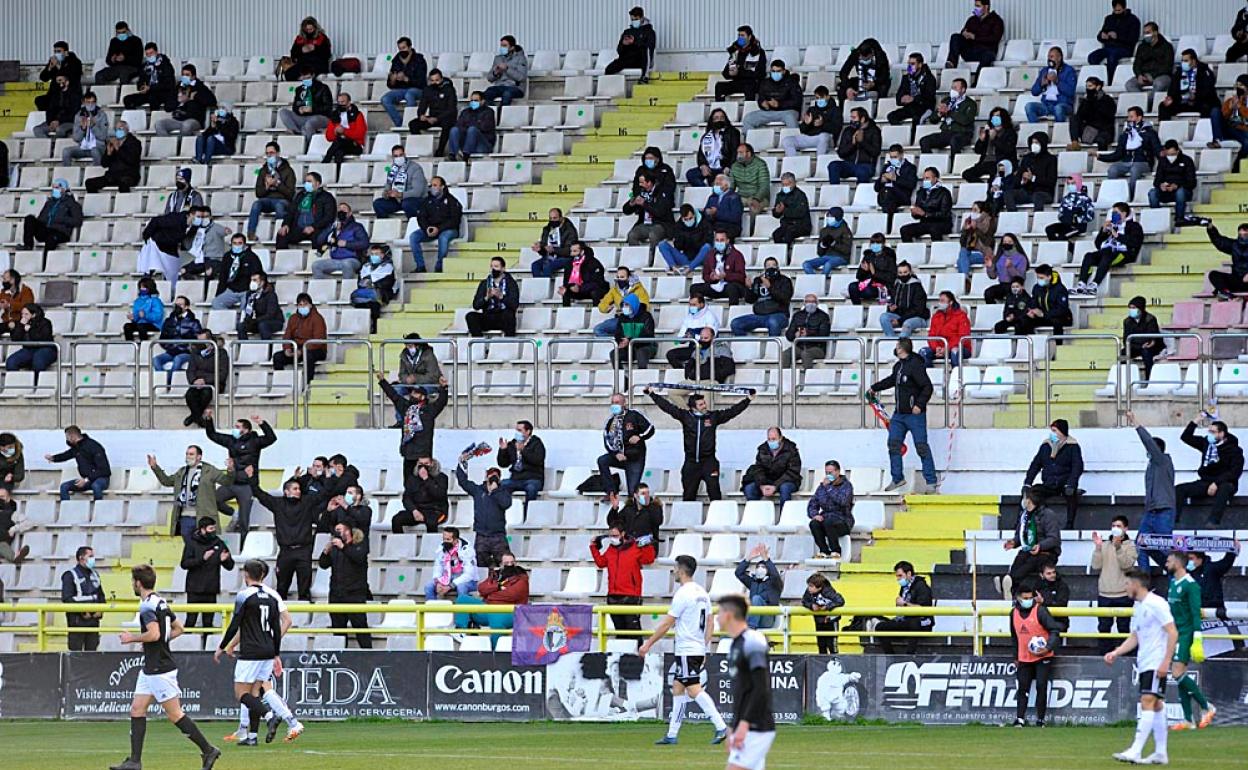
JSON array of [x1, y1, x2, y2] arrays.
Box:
[[1201, 301, 1241, 329], [1169, 335, 1201, 361], [1165, 301, 1203, 329]]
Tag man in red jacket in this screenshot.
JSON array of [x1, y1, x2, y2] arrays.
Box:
[[323, 91, 367, 166], [454, 551, 529, 649], [591, 518, 656, 639]]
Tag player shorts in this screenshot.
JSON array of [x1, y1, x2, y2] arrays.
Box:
[[1138, 670, 1168, 697], [234, 658, 275, 684], [134, 670, 181, 703], [727, 730, 776, 770], [670, 655, 706, 687], [1173, 633, 1193, 665]]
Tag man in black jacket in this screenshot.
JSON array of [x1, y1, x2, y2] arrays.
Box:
[[623, 171, 674, 256], [1100, 107, 1160, 201], [1005, 132, 1058, 211], [203, 409, 277, 542], [122, 42, 175, 110], [210, 233, 263, 309], [466, 256, 519, 336], [235, 271, 283, 340], [380, 37, 428, 127], [714, 25, 767, 101], [318, 521, 372, 648], [277, 171, 336, 249], [1036, 563, 1070, 631], [605, 7, 656, 79], [875, 560, 934, 654], [870, 338, 938, 492], [278, 66, 334, 141], [47, 425, 111, 500], [900, 168, 954, 243], [378, 376, 450, 478], [886, 53, 938, 126], [781, 85, 840, 156], [410, 176, 463, 272], [530, 207, 578, 278], [1189, 546, 1240, 620], [95, 22, 144, 84], [31, 73, 80, 138], [497, 420, 546, 505], [250, 470, 326, 601], [607, 483, 663, 547], [827, 107, 882, 184], [597, 392, 655, 497], [155, 64, 216, 136], [1023, 418, 1084, 528], [646, 387, 753, 501], [456, 456, 514, 567], [875, 145, 919, 228], [1176, 417, 1244, 526], [1074, 203, 1144, 295], [391, 457, 449, 533], [999, 489, 1063, 598], [60, 545, 105, 650], [730, 256, 794, 337], [741, 60, 802, 131], [879, 261, 930, 339], [180, 517, 235, 629], [1150, 140, 1200, 227], [1204, 222, 1248, 299], [85, 120, 142, 193], [743, 428, 803, 504], [782, 294, 831, 370], [408, 69, 458, 156], [1068, 76, 1117, 151]]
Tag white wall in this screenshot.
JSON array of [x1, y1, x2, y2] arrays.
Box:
[[11, 0, 1242, 63]]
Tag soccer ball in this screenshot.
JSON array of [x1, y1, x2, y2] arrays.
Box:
[[1027, 636, 1049, 655]]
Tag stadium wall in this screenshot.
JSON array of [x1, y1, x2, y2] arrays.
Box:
[[2, 651, 1244, 725], [8, 0, 1242, 62]]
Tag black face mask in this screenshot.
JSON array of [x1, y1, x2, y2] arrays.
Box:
[[441, 541, 454, 552], [336, 211, 349, 222], [491, 268, 502, 277], [764, 267, 779, 278]]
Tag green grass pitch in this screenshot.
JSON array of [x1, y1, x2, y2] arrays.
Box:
[[3, 720, 1247, 769]]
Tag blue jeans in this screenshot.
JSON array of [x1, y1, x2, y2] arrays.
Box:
[[747, 595, 777, 630], [499, 477, 543, 502], [448, 126, 493, 157], [381, 87, 423, 126], [1025, 101, 1071, 123], [956, 248, 984, 275], [531, 255, 572, 278], [594, 318, 620, 337], [596, 452, 645, 495], [880, 312, 925, 338], [247, 198, 289, 236], [920, 347, 960, 368], [657, 241, 711, 271], [1148, 186, 1190, 221], [1136, 509, 1175, 569], [803, 254, 848, 275], [409, 228, 459, 271], [153, 352, 191, 384], [453, 594, 514, 649], [425, 578, 478, 601], [743, 481, 798, 504], [6, 347, 57, 374], [730, 313, 786, 337], [1211, 107, 1248, 156], [373, 196, 423, 219], [194, 135, 228, 165], [827, 160, 874, 184], [1086, 46, 1130, 74], [483, 85, 524, 105], [60, 476, 110, 501], [887, 412, 937, 485]]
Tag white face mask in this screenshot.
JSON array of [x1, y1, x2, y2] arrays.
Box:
[[1030, 142, 1041, 154], [1110, 526, 1125, 538], [605, 536, 621, 547]]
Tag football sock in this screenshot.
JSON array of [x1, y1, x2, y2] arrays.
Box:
[[1179, 686, 1193, 722], [237, 706, 248, 731], [130, 716, 147, 762], [241, 693, 266, 733], [1129, 709, 1153, 755], [666, 694, 688, 738], [262, 689, 297, 727], [175, 715, 214, 754], [1150, 708, 1168, 755], [694, 691, 728, 731], [1180, 674, 1210, 710]]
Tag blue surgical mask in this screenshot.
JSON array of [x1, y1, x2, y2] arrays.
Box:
[[630, 19, 641, 29], [192, 216, 204, 227], [766, 439, 780, 451], [869, 242, 882, 253], [898, 577, 911, 588], [231, 428, 242, 439], [498, 46, 509, 57], [216, 109, 227, 118], [688, 306, 700, 315], [514, 431, 526, 443], [1186, 559, 1196, 572], [815, 98, 828, 109], [990, 115, 1002, 127], [145, 55, 157, 64], [297, 306, 310, 317], [781, 184, 793, 194], [266, 155, 278, 167], [231, 244, 244, 255], [1207, 433, 1218, 444], [469, 99, 481, 110], [736, 35, 747, 47], [1181, 60, 1192, 72], [713, 241, 727, 253], [304, 181, 314, 193], [770, 71, 783, 82], [922, 179, 934, 190], [1128, 307, 1140, 319], [644, 158, 656, 169], [638, 493, 649, 505], [1019, 597, 1035, 609], [826, 216, 840, 227], [610, 404, 623, 416], [1110, 212, 1122, 225], [302, 78, 313, 88], [180, 75, 192, 86], [114, 129, 126, 139], [54, 52, 64, 62], [51, 188, 62, 199], [1049, 430, 1060, 443], [370, 254, 382, 265], [116, 32, 129, 41], [85, 557, 97, 570], [1065, 184, 1077, 195], [344, 492, 356, 506]]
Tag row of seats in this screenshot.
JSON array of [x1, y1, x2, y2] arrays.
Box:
[[1094, 361, 1248, 399]]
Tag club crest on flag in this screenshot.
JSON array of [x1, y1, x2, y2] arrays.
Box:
[[513, 604, 591, 666]]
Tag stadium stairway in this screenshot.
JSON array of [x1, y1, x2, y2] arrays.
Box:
[[796, 493, 998, 653], [993, 171, 1248, 430], [292, 74, 709, 429]]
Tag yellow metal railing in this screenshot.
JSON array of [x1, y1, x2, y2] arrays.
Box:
[[4, 602, 1245, 654]]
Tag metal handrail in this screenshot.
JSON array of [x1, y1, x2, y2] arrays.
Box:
[[146, 339, 220, 429], [0, 339, 62, 425], [544, 335, 618, 426], [375, 337, 460, 429], [466, 337, 540, 426], [961, 334, 1036, 428], [228, 339, 299, 426], [1206, 332, 1248, 402], [301, 337, 375, 429], [1124, 332, 1204, 413], [787, 335, 869, 429], [869, 335, 950, 428], [69, 339, 140, 428], [1043, 333, 1123, 426], [623, 335, 784, 424]]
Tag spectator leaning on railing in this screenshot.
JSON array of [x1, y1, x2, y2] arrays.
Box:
[[734, 543, 781, 630], [874, 560, 934, 655]]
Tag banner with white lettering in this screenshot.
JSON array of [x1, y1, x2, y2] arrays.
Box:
[[427, 652, 546, 721], [662, 654, 806, 725], [544, 652, 665, 721], [62, 652, 236, 720]]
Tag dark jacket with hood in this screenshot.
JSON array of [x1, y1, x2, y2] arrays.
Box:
[[856, 245, 897, 287], [893, 65, 938, 113], [834, 119, 882, 166], [615, 18, 657, 71], [696, 124, 741, 171], [632, 157, 677, 199], [290, 79, 334, 117], [649, 391, 750, 462], [1165, 61, 1219, 113], [403, 460, 449, 518], [215, 247, 263, 296], [1075, 90, 1117, 135], [1014, 134, 1058, 196], [870, 353, 933, 414], [889, 273, 930, 322], [745, 437, 803, 487], [838, 40, 891, 97], [722, 37, 767, 83], [671, 212, 714, 256], [35, 192, 83, 236], [1011, 503, 1064, 557], [1032, 272, 1073, 325], [1102, 120, 1161, 166], [734, 558, 782, 606], [974, 120, 1018, 164], [1025, 437, 1084, 491], [746, 268, 794, 317], [1153, 150, 1197, 191], [180, 529, 236, 595], [417, 189, 464, 232], [415, 79, 458, 126], [1181, 421, 1245, 486], [204, 418, 276, 483], [317, 529, 370, 598], [755, 71, 803, 112], [379, 381, 450, 460], [282, 187, 337, 232], [538, 218, 579, 259], [456, 465, 512, 536], [1208, 225, 1248, 278], [253, 485, 328, 549]]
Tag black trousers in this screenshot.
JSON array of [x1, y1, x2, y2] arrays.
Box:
[[1008, 548, 1057, 585], [1208, 270, 1248, 295], [1004, 189, 1053, 212], [809, 516, 851, 556], [122, 88, 172, 110], [714, 78, 759, 101], [814, 615, 839, 655], [408, 119, 452, 156], [276, 545, 313, 601], [689, 281, 748, 305], [1016, 658, 1053, 722], [771, 222, 810, 245], [66, 613, 101, 651], [1096, 594, 1133, 656], [323, 138, 362, 166], [680, 457, 721, 501], [184, 591, 218, 629], [607, 594, 643, 634], [273, 347, 327, 381], [982, 283, 1012, 304], [390, 509, 447, 534], [961, 159, 999, 182], [919, 130, 970, 155], [1045, 222, 1086, 241], [185, 386, 214, 425], [216, 483, 254, 542], [1031, 483, 1080, 528], [22, 216, 69, 250], [466, 310, 516, 337], [123, 322, 159, 341], [1078, 247, 1126, 285], [875, 616, 924, 654], [85, 170, 138, 193], [1230, 40, 1248, 62], [605, 52, 648, 76], [899, 221, 950, 243], [886, 102, 929, 125], [329, 592, 372, 648], [1175, 479, 1236, 525]]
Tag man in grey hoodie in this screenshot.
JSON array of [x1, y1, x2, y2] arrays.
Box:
[[61, 91, 109, 165], [483, 35, 529, 107], [1126, 411, 1175, 569]]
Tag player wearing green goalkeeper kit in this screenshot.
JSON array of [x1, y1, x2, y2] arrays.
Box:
[[1165, 551, 1215, 731]]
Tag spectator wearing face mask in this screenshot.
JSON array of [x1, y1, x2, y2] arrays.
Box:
[[0, 485, 30, 562], [729, 143, 770, 213], [1045, 175, 1095, 241], [559, 241, 609, 308], [874, 146, 919, 231], [38, 40, 82, 96], [484, 35, 529, 107], [879, 261, 929, 338], [735, 544, 782, 629], [95, 22, 143, 84], [716, 25, 768, 101], [456, 455, 514, 568], [62, 91, 108, 166], [592, 519, 657, 636], [1025, 47, 1076, 123], [379, 37, 428, 127], [702, 174, 744, 241], [391, 457, 449, 534], [1023, 420, 1084, 530], [743, 428, 802, 505], [1, 269, 34, 337], [922, 292, 971, 368], [373, 145, 427, 219], [612, 293, 657, 372], [598, 393, 655, 497], [827, 108, 881, 184], [272, 293, 327, 380], [496, 421, 546, 504], [1122, 296, 1165, 382], [182, 330, 228, 427], [876, 561, 935, 654], [1150, 140, 1200, 228], [782, 86, 840, 157], [962, 108, 1017, 183], [530, 207, 578, 278], [982, 233, 1029, 304], [807, 462, 853, 560], [623, 171, 675, 256], [920, 78, 977, 154], [871, 338, 938, 492], [22, 178, 81, 253], [179, 517, 235, 629], [323, 93, 367, 166], [311, 203, 369, 278], [178, 205, 227, 285], [410, 176, 463, 273], [674, 327, 736, 384], [783, 295, 831, 370], [1176, 416, 1244, 527], [732, 258, 794, 337], [210, 234, 262, 309], [770, 173, 811, 245], [596, 266, 650, 337], [1028, 265, 1073, 336], [285, 16, 332, 80], [378, 375, 450, 478], [458, 551, 528, 648], [409, 69, 458, 156], [5, 303, 56, 380], [900, 168, 953, 243], [886, 53, 938, 126], [60, 546, 105, 650], [277, 172, 336, 249], [1074, 203, 1143, 295], [848, 234, 897, 304], [1089, 514, 1139, 654], [202, 410, 276, 539], [154, 64, 217, 136], [278, 67, 334, 141], [742, 60, 803, 131], [690, 230, 748, 305], [1101, 107, 1160, 200], [1126, 22, 1174, 93], [193, 105, 239, 166], [805, 207, 853, 275], [1159, 49, 1218, 121], [838, 38, 890, 101], [804, 575, 846, 653], [956, 200, 996, 276], [32, 73, 80, 138], [319, 522, 372, 648], [993, 277, 1034, 336], [321, 484, 372, 536], [84, 120, 141, 193], [246, 143, 296, 240], [354, 245, 397, 333], [1068, 77, 1116, 151], [985, 159, 1013, 215], [659, 204, 714, 275], [606, 7, 657, 79], [633, 146, 677, 200], [645, 386, 753, 501], [944, 0, 1004, 68], [122, 42, 175, 110], [688, 108, 741, 187], [123, 276, 164, 341], [466, 256, 518, 336], [1088, 1, 1141, 79], [1204, 222, 1248, 300], [1210, 75, 1248, 171], [0, 433, 26, 493]]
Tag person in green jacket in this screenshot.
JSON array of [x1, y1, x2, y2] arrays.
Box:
[[730, 142, 770, 213], [1165, 552, 1216, 730], [920, 77, 978, 154]]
